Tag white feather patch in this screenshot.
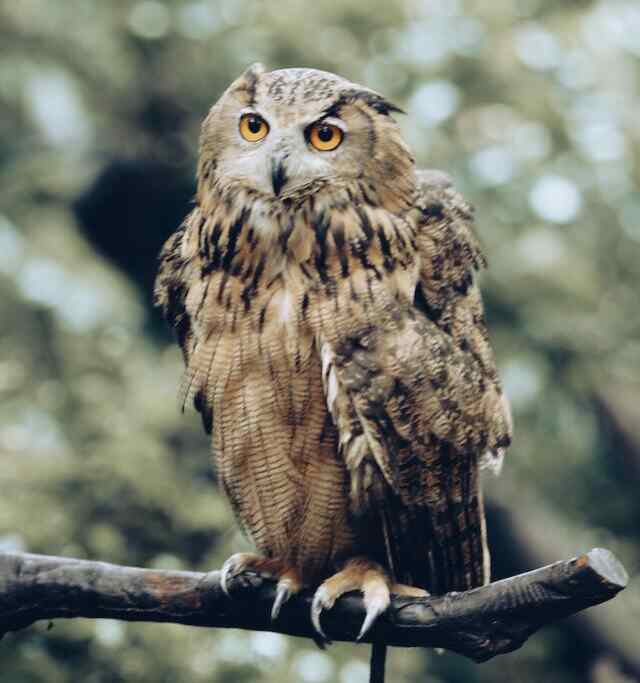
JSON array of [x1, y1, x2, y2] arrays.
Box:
[[277, 290, 293, 323], [480, 392, 512, 475], [249, 200, 279, 237], [319, 342, 338, 415], [479, 448, 505, 475]]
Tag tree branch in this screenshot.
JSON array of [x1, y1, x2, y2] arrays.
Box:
[[0, 549, 628, 662]]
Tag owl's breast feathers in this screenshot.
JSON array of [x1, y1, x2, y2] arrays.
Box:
[[155, 172, 512, 591]]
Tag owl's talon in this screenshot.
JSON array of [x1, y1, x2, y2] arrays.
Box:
[[271, 580, 293, 621], [220, 553, 260, 596], [220, 554, 244, 596], [310, 585, 334, 641], [310, 558, 392, 642], [219, 552, 302, 623], [357, 592, 389, 641]]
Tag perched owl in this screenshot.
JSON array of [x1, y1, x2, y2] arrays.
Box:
[[155, 63, 512, 657]]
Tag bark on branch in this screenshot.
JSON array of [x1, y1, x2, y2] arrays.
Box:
[[0, 548, 627, 662]]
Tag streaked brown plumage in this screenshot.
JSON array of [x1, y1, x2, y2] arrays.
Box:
[[155, 64, 512, 653]]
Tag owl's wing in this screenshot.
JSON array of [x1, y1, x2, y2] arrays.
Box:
[[413, 169, 512, 475], [154, 208, 215, 435], [320, 170, 512, 593]]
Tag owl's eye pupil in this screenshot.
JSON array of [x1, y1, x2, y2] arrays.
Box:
[[317, 126, 333, 142], [239, 113, 269, 141], [308, 122, 343, 151], [248, 117, 262, 134]]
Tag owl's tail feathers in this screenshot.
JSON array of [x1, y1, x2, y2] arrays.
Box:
[[381, 451, 490, 595]]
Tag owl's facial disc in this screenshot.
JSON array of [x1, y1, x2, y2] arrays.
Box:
[[199, 66, 413, 210], [230, 107, 348, 199]]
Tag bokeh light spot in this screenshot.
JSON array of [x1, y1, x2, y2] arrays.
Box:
[[409, 80, 460, 126], [128, 1, 170, 40], [529, 175, 582, 224]]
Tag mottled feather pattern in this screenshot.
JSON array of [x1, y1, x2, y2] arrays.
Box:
[[156, 175, 510, 590], [311, 183, 511, 590], [155, 66, 512, 596]]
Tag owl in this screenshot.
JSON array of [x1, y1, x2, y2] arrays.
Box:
[[155, 63, 512, 657]]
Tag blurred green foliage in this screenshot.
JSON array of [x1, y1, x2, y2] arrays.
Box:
[[1, 1, 639, 681]]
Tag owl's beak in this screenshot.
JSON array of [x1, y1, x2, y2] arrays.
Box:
[[271, 156, 288, 196]]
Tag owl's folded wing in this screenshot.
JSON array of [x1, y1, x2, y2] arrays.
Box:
[[320, 172, 512, 592], [154, 209, 216, 434], [413, 169, 513, 470]]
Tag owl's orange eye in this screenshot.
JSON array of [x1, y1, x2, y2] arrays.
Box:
[[239, 113, 269, 142], [309, 122, 344, 151]]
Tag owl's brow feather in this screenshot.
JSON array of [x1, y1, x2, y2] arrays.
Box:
[[322, 89, 405, 119]]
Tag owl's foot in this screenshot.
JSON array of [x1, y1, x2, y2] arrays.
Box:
[[220, 552, 302, 621], [311, 557, 392, 642], [391, 582, 430, 598]]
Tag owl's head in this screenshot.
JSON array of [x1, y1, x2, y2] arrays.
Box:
[[198, 64, 415, 213]]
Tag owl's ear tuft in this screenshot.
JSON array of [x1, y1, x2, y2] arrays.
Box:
[[243, 62, 267, 80], [230, 63, 267, 106]]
